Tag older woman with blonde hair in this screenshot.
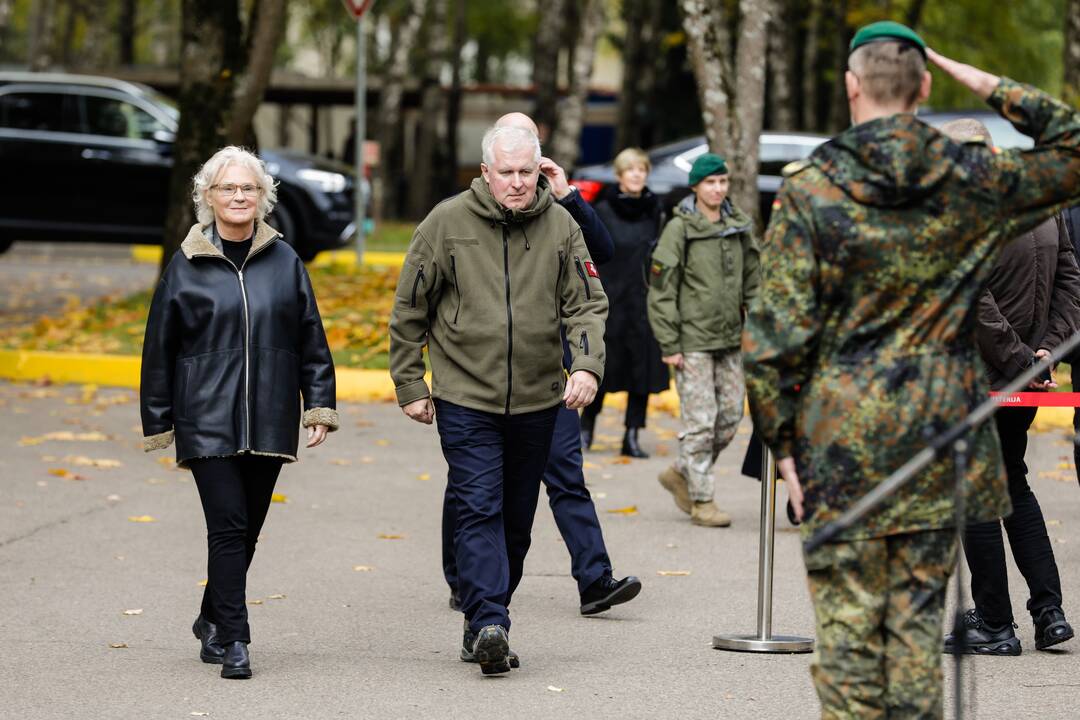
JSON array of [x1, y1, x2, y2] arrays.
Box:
[[140, 146, 338, 679], [580, 147, 668, 457]]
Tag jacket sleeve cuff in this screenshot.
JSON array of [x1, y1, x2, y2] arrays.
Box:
[[302, 407, 339, 431], [570, 356, 605, 384], [143, 429, 174, 452], [395, 378, 431, 407]]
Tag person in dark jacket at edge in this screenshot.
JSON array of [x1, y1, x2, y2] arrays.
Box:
[[1062, 204, 1080, 484], [939, 118, 1080, 655], [580, 147, 670, 459], [390, 122, 611, 675], [141, 146, 338, 680], [439, 113, 642, 624]]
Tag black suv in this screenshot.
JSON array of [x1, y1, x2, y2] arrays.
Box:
[[0, 72, 363, 260]]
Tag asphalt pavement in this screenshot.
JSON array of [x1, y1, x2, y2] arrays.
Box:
[[1, 380, 1078, 719]]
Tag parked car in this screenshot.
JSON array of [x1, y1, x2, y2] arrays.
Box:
[[573, 113, 1032, 223], [571, 132, 829, 221], [0, 72, 367, 260]]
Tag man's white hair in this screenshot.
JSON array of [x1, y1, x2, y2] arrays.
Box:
[[481, 125, 541, 167], [191, 146, 278, 226]]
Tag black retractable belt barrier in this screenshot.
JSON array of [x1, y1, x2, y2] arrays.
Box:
[[713, 447, 814, 654]]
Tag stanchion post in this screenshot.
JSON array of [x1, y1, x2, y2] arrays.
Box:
[[713, 446, 814, 653]]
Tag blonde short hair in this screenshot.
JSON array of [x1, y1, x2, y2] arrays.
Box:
[[613, 147, 651, 176], [191, 146, 278, 226], [848, 41, 926, 107]]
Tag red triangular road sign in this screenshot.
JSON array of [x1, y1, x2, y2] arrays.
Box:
[[341, 0, 373, 19]]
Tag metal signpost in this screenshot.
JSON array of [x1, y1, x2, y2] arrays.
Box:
[[713, 447, 814, 654], [342, 0, 373, 260]]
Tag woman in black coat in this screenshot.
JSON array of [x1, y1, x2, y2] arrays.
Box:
[[140, 146, 337, 679], [581, 148, 669, 458]]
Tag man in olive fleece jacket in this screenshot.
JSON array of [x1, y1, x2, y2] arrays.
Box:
[[388, 124, 607, 675]]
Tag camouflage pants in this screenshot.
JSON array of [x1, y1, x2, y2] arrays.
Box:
[[804, 529, 957, 720], [674, 349, 744, 502]]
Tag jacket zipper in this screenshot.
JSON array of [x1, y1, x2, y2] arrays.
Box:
[[450, 253, 461, 324], [502, 226, 514, 414], [555, 250, 565, 320], [409, 263, 426, 308], [580, 329, 590, 355], [574, 256, 592, 300]]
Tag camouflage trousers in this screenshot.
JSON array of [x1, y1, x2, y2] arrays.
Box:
[[804, 529, 957, 720], [674, 349, 744, 502]]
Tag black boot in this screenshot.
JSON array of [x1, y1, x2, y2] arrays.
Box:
[[192, 614, 225, 664], [580, 574, 643, 615], [220, 641, 252, 679], [943, 608, 1021, 656], [580, 413, 595, 450], [1034, 607, 1075, 650], [621, 428, 649, 458]]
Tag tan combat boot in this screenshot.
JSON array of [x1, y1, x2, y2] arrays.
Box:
[[658, 465, 692, 514], [691, 500, 731, 527]]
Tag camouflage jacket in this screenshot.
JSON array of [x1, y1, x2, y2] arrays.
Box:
[[743, 79, 1080, 540]]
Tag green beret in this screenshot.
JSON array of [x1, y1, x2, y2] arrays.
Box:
[[689, 153, 729, 186], [849, 20, 926, 59]]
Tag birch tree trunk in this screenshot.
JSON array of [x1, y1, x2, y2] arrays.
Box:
[[161, 0, 244, 274], [226, 0, 287, 145], [550, 0, 604, 170], [377, 0, 427, 219], [532, 0, 568, 140], [680, 0, 769, 225], [26, 0, 56, 71], [1066, 0, 1080, 108], [766, 0, 795, 131], [800, 0, 821, 131]]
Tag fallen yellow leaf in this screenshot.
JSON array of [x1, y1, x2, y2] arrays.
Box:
[[657, 570, 691, 576], [65, 455, 122, 468], [417, 473, 431, 481], [605, 505, 639, 515], [268, 594, 286, 600], [377, 533, 405, 540], [609, 456, 632, 465], [109, 642, 128, 649], [122, 608, 143, 615], [271, 493, 289, 503], [583, 461, 599, 470], [375, 439, 390, 446], [248, 599, 263, 605], [360, 456, 375, 463], [353, 565, 375, 572], [47, 468, 88, 481], [547, 686, 564, 693], [127, 515, 157, 523], [330, 458, 352, 466]]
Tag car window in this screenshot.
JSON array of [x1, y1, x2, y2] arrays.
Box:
[[0, 92, 76, 132], [81, 95, 166, 140]]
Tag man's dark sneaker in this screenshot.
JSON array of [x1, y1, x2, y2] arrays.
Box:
[[461, 619, 519, 668], [192, 614, 225, 664], [943, 608, 1021, 656], [1034, 607, 1075, 650], [580, 574, 642, 616], [471, 625, 512, 675], [449, 589, 462, 612], [220, 640, 252, 679]]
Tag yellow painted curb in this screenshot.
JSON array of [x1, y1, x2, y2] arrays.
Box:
[[129, 245, 405, 269]]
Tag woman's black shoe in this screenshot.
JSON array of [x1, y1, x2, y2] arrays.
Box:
[[192, 615, 225, 664], [580, 414, 595, 449], [1035, 607, 1075, 650], [621, 428, 649, 458], [580, 574, 642, 615], [220, 641, 252, 679]]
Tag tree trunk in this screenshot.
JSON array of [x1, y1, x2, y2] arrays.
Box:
[[733, 0, 769, 223], [532, 0, 567, 141], [680, 0, 736, 157], [800, 0, 821, 131], [550, 0, 605, 170], [445, 0, 466, 194], [377, 0, 427, 219], [1066, 0, 1080, 108], [905, 0, 928, 30], [160, 0, 244, 274], [766, 0, 795, 131], [26, 0, 56, 71], [226, 0, 286, 146], [826, 0, 850, 133], [615, 0, 663, 150], [408, 0, 449, 218], [119, 0, 137, 65]]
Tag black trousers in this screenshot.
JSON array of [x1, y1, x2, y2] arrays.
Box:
[[435, 399, 558, 633], [189, 455, 283, 644], [964, 407, 1063, 625], [580, 389, 648, 429]]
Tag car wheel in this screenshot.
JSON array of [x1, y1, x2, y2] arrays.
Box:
[[266, 204, 312, 261]]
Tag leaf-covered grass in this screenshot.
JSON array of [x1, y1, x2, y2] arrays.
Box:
[[0, 263, 403, 369], [363, 221, 416, 252]]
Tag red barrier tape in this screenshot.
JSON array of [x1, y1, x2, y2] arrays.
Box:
[[990, 392, 1080, 407]]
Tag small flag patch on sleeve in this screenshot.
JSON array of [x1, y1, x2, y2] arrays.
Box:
[[584, 260, 600, 278], [651, 261, 663, 276]]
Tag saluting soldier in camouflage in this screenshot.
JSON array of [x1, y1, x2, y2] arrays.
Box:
[[743, 20, 1080, 718], [647, 153, 760, 527]]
